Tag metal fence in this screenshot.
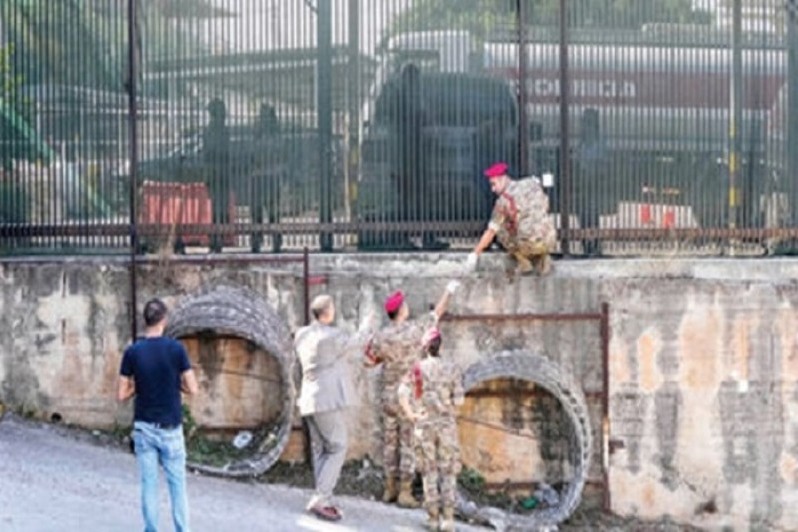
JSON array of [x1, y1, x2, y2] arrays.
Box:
[[0, 0, 795, 256]]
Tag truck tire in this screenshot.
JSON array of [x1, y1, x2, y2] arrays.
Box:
[[457, 351, 593, 529], [165, 285, 295, 477]]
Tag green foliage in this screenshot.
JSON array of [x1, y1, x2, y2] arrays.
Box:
[[0, 0, 207, 94], [457, 466, 540, 514], [0, 44, 21, 103], [0, 180, 28, 223], [388, 0, 710, 37], [181, 404, 250, 467], [458, 466, 487, 491], [390, 0, 518, 39], [181, 403, 198, 442], [0, 43, 32, 124], [0, 0, 120, 89]]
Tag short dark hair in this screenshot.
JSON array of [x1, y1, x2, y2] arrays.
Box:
[[143, 298, 167, 327], [426, 336, 442, 357], [387, 309, 399, 321]]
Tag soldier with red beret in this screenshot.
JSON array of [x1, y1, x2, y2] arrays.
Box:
[[467, 162, 556, 277], [398, 326, 464, 531], [367, 280, 460, 508]]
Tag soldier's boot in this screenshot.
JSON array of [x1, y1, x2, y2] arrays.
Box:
[[439, 507, 455, 531], [425, 507, 440, 530], [382, 475, 398, 503], [514, 253, 534, 276], [531, 253, 553, 276], [396, 479, 420, 508]]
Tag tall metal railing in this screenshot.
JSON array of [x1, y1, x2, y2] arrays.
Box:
[[0, 0, 794, 256]]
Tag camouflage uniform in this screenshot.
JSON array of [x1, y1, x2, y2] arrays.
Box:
[[489, 176, 556, 275], [398, 356, 465, 514], [369, 311, 436, 483]]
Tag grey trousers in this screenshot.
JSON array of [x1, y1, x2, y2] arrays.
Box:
[[305, 409, 348, 508]]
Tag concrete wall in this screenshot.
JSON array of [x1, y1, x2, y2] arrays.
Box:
[[1, 254, 797, 529]]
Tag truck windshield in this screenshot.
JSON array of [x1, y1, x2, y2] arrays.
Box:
[[374, 72, 517, 128]]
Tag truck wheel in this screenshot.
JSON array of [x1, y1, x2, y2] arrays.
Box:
[[165, 285, 295, 477], [456, 351, 593, 529]]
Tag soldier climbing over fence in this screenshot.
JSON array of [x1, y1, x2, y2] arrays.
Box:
[[467, 162, 556, 278]]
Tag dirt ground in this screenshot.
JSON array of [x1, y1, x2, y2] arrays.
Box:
[[260, 459, 702, 531], [17, 415, 702, 531]]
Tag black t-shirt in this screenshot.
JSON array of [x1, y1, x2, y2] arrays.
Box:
[[120, 336, 191, 426]]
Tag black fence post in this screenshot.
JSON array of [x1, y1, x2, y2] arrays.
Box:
[[558, 0, 571, 256], [517, 0, 529, 177], [727, 0, 743, 244], [788, 1, 798, 235], [317, 0, 333, 252], [127, 0, 140, 340]]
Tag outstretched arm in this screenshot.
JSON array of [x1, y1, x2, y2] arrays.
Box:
[[473, 226, 497, 256], [432, 280, 461, 320]]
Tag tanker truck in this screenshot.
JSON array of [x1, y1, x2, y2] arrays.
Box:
[[483, 37, 786, 232], [357, 30, 787, 250]]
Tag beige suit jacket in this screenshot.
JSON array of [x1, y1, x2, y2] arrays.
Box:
[[294, 322, 364, 416]]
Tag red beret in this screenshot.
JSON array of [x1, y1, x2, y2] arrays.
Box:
[[384, 290, 405, 313], [483, 162, 508, 179], [421, 326, 441, 348]]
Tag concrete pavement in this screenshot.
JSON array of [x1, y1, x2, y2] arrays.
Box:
[[0, 415, 489, 532]]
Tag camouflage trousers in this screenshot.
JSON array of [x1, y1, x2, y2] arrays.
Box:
[[382, 410, 416, 481], [414, 417, 460, 511], [501, 237, 552, 276]]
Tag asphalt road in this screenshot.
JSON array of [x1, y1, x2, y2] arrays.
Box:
[[0, 415, 489, 532]]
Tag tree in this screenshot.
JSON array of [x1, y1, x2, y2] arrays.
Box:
[[388, 0, 709, 37], [0, 44, 21, 109]]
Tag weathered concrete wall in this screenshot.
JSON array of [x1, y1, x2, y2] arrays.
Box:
[[1, 254, 797, 529], [605, 277, 798, 530]]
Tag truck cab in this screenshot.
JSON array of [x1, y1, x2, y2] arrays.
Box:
[[357, 32, 518, 249]]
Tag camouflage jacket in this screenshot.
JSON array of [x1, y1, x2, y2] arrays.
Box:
[[369, 311, 436, 412], [398, 356, 465, 425], [489, 177, 556, 250]]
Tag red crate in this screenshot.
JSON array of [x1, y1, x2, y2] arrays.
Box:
[[139, 181, 236, 248]]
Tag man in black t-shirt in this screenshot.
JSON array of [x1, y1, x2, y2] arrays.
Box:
[[118, 298, 198, 532]]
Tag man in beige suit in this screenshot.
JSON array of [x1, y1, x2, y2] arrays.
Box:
[[294, 294, 373, 522]]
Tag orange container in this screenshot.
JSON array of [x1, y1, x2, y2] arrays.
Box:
[[139, 181, 235, 247]]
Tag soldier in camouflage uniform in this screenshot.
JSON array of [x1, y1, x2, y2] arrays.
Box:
[[398, 326, 465, 532], [367, 280, 460, 508], [467, 162, 556, 277]]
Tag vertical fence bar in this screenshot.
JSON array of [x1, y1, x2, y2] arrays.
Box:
[[728, 0, 743, 242], [303, 247, 310, 325], [517, 0, 529, 177], [347, 0, 360, 228], [558, 0, 571, 256], [789, 1, 798, 234], [600, 300, 611, 512], [317, 0, 333, 252], [128, 0, 139, 340]]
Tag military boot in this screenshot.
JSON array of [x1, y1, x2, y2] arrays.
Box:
[[439, 506, 456, 531], [532, 253, 553, 276], [514, 253, 534, 276], [382, 475, 398, 503], [425, 507, 440, 530], [396, 479, 420, 508]]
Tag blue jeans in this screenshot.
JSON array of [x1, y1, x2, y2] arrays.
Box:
[[132, 421, 190, 532]]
